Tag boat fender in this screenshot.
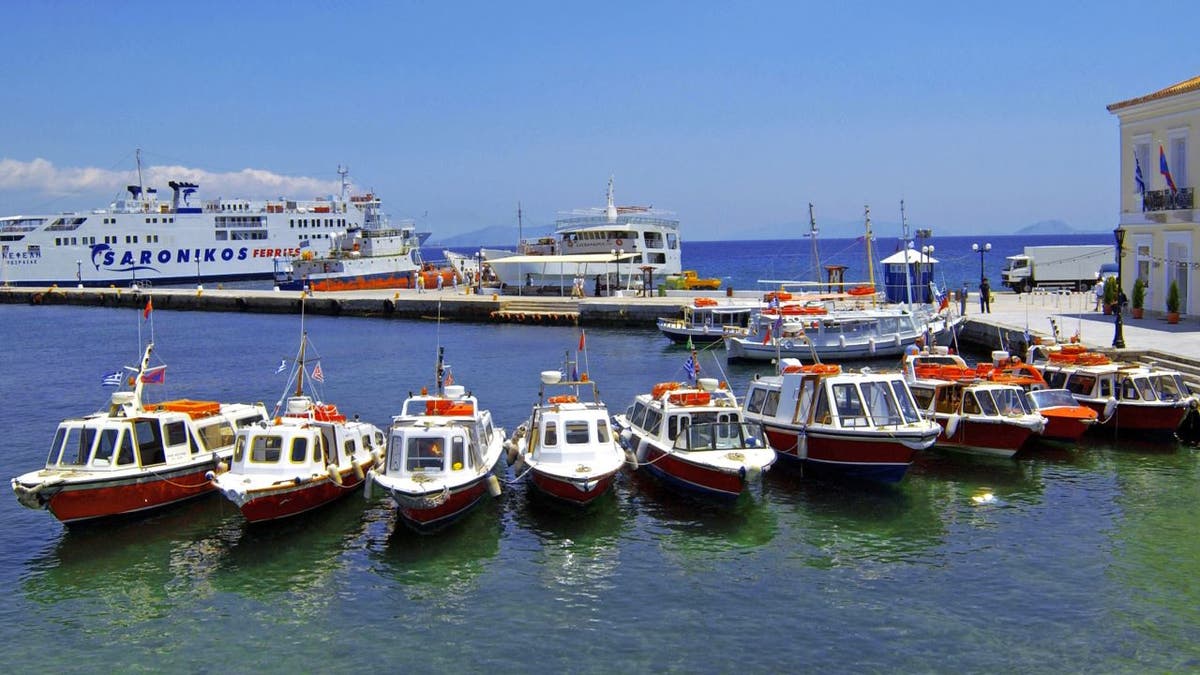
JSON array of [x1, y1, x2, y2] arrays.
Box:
[[740, 463, 763, 483], [363, 470, 374, 500], [511, 454, 525, 474], [353, 461, 365, 481], [326, 464, 343, 486], [619, 428, 633, 449], [624, 449, 638, 468], [204, 470, 215, 482], [868, 337, 876, 354], [370, 449, 382, 468], [1103, 397, 1118, 420], [944, 415, 960, 438], [505, 442, 519, 466], [486, 474, 502, 498]]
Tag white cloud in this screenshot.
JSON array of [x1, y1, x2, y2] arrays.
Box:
[[0, 157, 341, 200]]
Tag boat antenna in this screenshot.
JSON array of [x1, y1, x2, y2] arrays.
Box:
[[516, 202, 524, 297], [435, 345, 446, 395], [295, 296, 307, 397], [863, 205, 878, 306], [337, 165, 350, 202], [900, 199, 913, 310], [135, 148, 144, 204], [808, 203, 822, 283]]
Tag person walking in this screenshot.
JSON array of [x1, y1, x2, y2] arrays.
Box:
[[979, 278, 992, 313], [1093, 279, 1104, 312], [415, 273, 425, 293]]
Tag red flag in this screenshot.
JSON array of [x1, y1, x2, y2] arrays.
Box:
[[143, 298, 153, 319], [578, 331, 586, 351], [140, 365, 166, 384], [761, 325, 772, 345]]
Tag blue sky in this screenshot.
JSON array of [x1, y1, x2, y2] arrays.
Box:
[[1, 1, 1197, 240]]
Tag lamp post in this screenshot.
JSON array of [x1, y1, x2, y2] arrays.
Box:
[[921, 244, 935, 301], [475, 249, 483, 295], [972, 242, 991, 282], [196, 258, 203, 291], [1113, 227, 1126, 349], [610, 248, 623, 296], [76, 260, 82, 288]]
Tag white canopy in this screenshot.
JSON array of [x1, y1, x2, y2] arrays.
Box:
[[485, 252, 638, 264]]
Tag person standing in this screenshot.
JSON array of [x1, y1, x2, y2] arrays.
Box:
[[979, 278, 992, 313], [959, 283, 968, 316], [1093, 279, 1104, 311]]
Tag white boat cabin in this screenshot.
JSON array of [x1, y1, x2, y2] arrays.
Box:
[[385, 387, 501, 477], [744, 365, 925, 430], [230, 420, 384, 477], [625, 385, 763, 452]]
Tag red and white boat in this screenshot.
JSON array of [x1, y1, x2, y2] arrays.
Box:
[[366, 349, 505, 533], [1028, 343, 1195, 435], [11, 343, 268, 524], [741, 359, 940, 483], [211, 332, 384, 522], [613, 377, 775, 500], [907, 365, 1046, 458], [506, 368, 626, 506]]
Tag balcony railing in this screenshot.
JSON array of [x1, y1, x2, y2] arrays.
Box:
[[1143, 187, 1194, 212]]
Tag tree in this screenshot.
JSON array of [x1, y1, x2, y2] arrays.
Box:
[[1131, 277, 1146, 310], [1167, 279, 1181, 314], [1103, 276, 1118, 308]]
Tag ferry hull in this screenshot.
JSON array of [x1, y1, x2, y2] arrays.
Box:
[[31, 465, 219, 524], [529, 469, 618, 506]]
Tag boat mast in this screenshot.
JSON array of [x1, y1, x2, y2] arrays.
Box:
[[435, 346, 446, 395], [863, 205, 876, 292], [135, 148, 145, 210], [808, 203, 822, 283], [337, 165, 350, 202], [901, 199, 913, 309], [131, 342, 154, 410]]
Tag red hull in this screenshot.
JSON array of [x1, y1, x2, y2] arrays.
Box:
[[46, 466, 217, 524], [641, 445, 744, 498], [397, 478, 489, 532], [1083, 400, 1188, 434], [529, 469, 617, 506], [764, 425, 923, 465], [1039, 414, 1092, 443], [239, 471, 364, 523], [937, 419, 1037, 458]]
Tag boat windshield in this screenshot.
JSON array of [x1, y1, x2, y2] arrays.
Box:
[[673, 420, 762, 451], [1028, 389, 1079, 409], [1150, 373, 1188, 401]]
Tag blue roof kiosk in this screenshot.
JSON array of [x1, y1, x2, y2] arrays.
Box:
[[881, 248, 938, 304]]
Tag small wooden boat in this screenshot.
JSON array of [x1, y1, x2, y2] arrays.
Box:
[[742, 359, 940, 483], [507, 368, 625, 506], [612, 376, 775, 500], [211, 330, 384, 522], [366, 348, 505, 533], [11, 343, 268, 524]]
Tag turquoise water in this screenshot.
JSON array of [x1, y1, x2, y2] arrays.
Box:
[[1, 305, 1197, 672]]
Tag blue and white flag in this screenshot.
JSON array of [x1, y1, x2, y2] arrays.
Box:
[[1134, 152, 1146, 195], [275, 359, 287, 374], [684, 355, 698, 383], [101, 370, 123, 387]]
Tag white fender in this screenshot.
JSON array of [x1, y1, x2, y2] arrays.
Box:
[[326, 464, 343, 486], [353, 461, 365, 481], [363, 470, 374, 500], [944, 414, 960, 438], [868, 337, 876, 354], [486, 474, 502, 497], [743, 463, 763, 483], [1103, 397, 1118, 419]]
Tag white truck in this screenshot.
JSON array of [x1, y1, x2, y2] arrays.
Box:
[[1001, 245, 1113, 293]]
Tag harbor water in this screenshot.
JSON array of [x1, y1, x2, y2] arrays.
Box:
[[1, 302, 1198, 672]]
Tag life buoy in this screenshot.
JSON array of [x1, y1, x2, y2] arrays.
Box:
[[614, 238, 623, 247], [548, 395, 577, 404]]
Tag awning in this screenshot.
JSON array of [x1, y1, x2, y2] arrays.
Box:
[[484, 252, 638, 264]]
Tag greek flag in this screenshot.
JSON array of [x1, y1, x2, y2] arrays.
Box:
[[1134, 152, 1146, 195], [101, 370, 123, 387], [684, 355, 698, 383], [275, 359, 287, 374]]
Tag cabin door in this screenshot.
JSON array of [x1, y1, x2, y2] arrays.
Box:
[[792, 376, 818, 456]]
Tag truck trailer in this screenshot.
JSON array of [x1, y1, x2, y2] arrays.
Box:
[[1001, 245, 1113, 292]]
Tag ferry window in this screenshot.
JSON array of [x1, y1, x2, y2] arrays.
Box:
[[668, 233, 678, 250], [565, 421, 590, 444], [861, 381, 901, 426], [746, 387, 767, 414], [164, 421, 187, 447], [645, 408, 663, 435], [250, 435, 283, 463], [890, 380, 921, 423], [291, 437, 308, 463], [597, 420, 611, 443], [762, 390, 780, 417], [198, 421, 235, 450], [45, 428, 66, 465], [134, 420, 166, 466], [451, 437, 466, 469], [93, 429, 119, 464], [543, 422, 558, 446], [406, 437, 445, 471], [832, 383, 868, 427], [117, 432, 136, 465], [962, 392, 982, 415]]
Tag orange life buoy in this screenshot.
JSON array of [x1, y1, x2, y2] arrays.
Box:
[[693, 297, 718, 308], [652, 382, 682, 399], [615, 238, 623, 246], [668, 391, 711, 406], [847, 285, 875, 296], [548, 395, 577, 404]]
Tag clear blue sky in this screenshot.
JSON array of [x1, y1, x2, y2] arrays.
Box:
[[1, 1, 1197, 240]]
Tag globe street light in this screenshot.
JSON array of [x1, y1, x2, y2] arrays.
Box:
[[972, 242, 991, 282], [922, 244, 935, 301], [1113, 227, 1126, 349]]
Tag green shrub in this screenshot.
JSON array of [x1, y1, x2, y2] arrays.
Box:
[[1132, 277, 1146, 309], [1167, 280, 1181, 314]]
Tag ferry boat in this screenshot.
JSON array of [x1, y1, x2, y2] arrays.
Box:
[[10, 343, 268, 524], [656, 297, 758, 345], [211, 330, 385, 522], [612, 377, 775, 500], [506, 367, 626, 506], [0, 154, 393, 287], [481, 177, 682, 292], [366, 349, 505, 533], [741, 359, 940, 483], [1027, 343, 1195, 435]]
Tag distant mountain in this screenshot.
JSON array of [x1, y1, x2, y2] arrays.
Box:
[[428, 224, 554, 248], [1015, 220, 1077, 235]]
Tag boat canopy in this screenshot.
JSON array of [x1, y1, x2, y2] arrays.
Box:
[[486, 252, 639, 264]]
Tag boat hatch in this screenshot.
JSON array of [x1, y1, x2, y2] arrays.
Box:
[[389, 432, 468, 473]]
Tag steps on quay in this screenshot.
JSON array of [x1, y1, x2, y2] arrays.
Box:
[[490, 299, 579, 325]]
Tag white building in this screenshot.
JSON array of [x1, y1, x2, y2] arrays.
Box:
[[1107, 75, 1199, 316]]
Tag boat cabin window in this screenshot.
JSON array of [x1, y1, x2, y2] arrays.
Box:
[[57, 426, 95, 466], [831, 383, 868, 427], [197, 421, 236, 450], [1153, 374, 1187, 401], [344, 439, 355, 459], [450, 437, 465, 470], [644, 408, 663, 435], [290, 437, 308, 463], [361, 434, 373, 451], [630, 402, 649, 429], [974, 391, 1000, 416], [991, 388, 1029, 415], [935, 387, 961, 414], [911, 386, 935, 411], [597, 419, 611, 443], [483, 418, 496, 447], [45, 427, 67, 466], [406, 437, 446, 471], [134, 420, 166, 466], [1065, 374, 1096, 397], [250, 435, 284, 463], [670, 415, 688, 441], [1044, 370, 1068, 388], [92, 428, 120, 465], [746, 387, 768, 415], [543, 422, 559, 446], [667, 233, 678, 250], [793, 378, 817, 424], [565, 421, 590, 444], [644, 231, 663, 249], [814, 386, 831, 424], [762, 390, 781, 417], [1098, 378, 1113, 398], [164, 421, 188, 448], [236, 413, 265, 428], [962, 392, 981, 415], [117, 431, 136, 465], [889, 380, 921, 423], [860, 381, 903, 426]]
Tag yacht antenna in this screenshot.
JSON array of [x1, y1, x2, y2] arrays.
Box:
[[517, 202, 523, 297], [863, 205, 876, 294], [901, 199, 913, 309], [808, 203, 822, 283], [135, 148, 144, 207]]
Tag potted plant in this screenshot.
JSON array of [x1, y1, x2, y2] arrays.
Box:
[[1131, 277, 1146, 319], [1166, 279, 1181, 324], [1103, 276, 1118, 315]]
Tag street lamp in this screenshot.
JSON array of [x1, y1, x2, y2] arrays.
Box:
[[972, 242, 991, 282], [75, 260, 82, 288], [921, 244, 935, 301], [475, 249, 483, 295], [1113, 227, 1126, 349], [610, 248, 623, 296]]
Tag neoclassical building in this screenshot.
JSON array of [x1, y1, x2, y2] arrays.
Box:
[[1107, 75, 1199, 316]]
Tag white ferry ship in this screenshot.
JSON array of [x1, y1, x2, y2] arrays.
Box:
[[481, 178, 682, 292], [0, 154, 385, 287]]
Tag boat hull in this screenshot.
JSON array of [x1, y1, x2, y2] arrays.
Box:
[[762, 425, 929, 483], [935, 419, 1037, 458], [384, 477, 491, 534], [279, 270, 416, 292], [633, 438, 746, 500], [1083, 400, 1189, 434], [20, 463, 221, 524], [528, 469, 618, 506], [232, 470, 365, 523], [1037, 412, 1093, 443]]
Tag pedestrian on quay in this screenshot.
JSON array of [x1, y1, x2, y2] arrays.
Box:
[[979, 278, 991, 313], [1093, 279, 1104, 311], [959, 283, 968, 316]]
